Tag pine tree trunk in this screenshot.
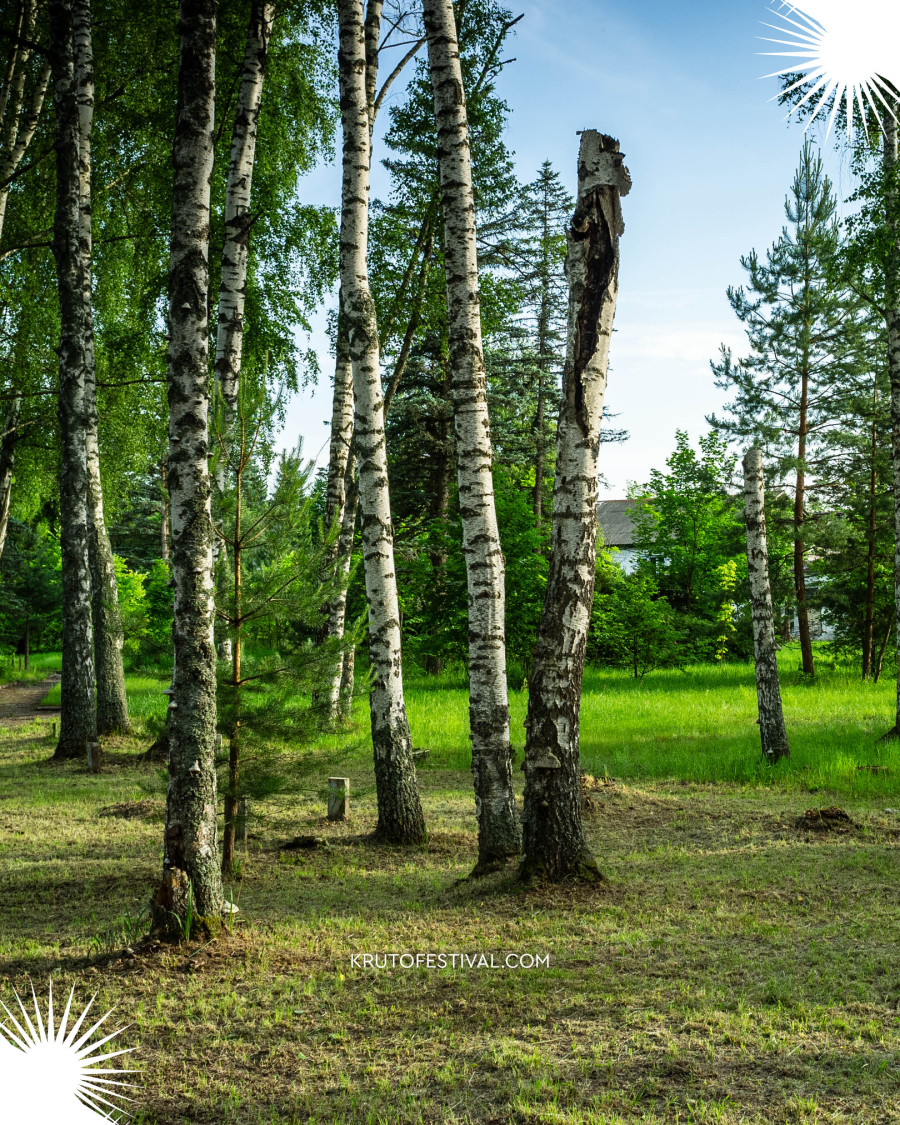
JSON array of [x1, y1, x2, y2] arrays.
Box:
[[742, 447, 789, 761], [520, 131, 631, 883], [0, 0, 51, 244], [337, 0, 426, 843], [863, 395, 878, 679], [794, 369, 814, 675], [71, 0, 130, 735], [214, 0, 275, 412], [0, 395, 20, 562], [49, 0, 96, 761], [154, 0, 224, 928], [423, 0, 520, 870], [883, 104, 900, 736]]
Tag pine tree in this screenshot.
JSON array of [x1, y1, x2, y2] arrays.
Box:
[[709, 140, 863, 676]]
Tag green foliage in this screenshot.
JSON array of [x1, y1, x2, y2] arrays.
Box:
[[0, 521, 62, 655], [589, 569, 680, 679], [630, 431, 745, 662]]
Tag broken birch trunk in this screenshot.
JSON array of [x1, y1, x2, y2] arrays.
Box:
[[214, 0, 276, 413], [154, 0, 224, 929], [336, 0, 426, 843], [72, 0, 130, 736], [520, 131, 631, 883], [742, 447, 790, 762], [49, 0, 97, 760], [423, 0, 520, 871]]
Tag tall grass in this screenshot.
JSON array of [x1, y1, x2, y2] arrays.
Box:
[[29, 644, 900, 796]]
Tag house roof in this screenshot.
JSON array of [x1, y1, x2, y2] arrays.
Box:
[[597, 499, 641, 548]]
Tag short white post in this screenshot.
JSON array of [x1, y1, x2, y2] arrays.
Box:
[[327, 777, 350, 821]]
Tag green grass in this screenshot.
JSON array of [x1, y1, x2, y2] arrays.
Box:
[[0, 650, 61, 686], [30, 643, 900, 798], [2, 707, 900, 1124]]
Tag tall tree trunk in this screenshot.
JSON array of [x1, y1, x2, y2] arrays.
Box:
[[423, 0, 520, 871], [49, 0, 96, 760], [743, 447, 790, 761], [337, 0, 426, 843], [863, 386, 878, 680], [0, 395, 20, 561], [0, 0, 51, 244], [222, 445, 243, 877], [794, 367, 814, 674], [160, 459, 171, 560], [520, 130, 631, 883], [72, 0, 130, 734], [886, 102, 900, 735], [154, 0, 224, 928], [320, 314, 355, 715], [325, 451, 358, 718], [214, 0, 275, 412]]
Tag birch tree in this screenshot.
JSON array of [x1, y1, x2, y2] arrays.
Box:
[[520, 130, 630, 883], [154, 0, 224, 928], [0, 395, 20, 561], [0, 0, 52, 244], [422, 0, 519, 870], [742, 447, 790, 762], [71, 0, 130, 734], [213, 0, 276, 412], [337, 0, 426, 843], [49, 0, 96, 760]]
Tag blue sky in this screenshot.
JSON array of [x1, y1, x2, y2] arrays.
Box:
[[282, 0, 856, 494]]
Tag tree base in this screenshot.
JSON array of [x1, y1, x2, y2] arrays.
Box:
[[878, 726, 900, 743], [468, 853, 517, 879], [142, 730, 169, 762], [52, 739, 88, 761], [518, 846, 603, 886]]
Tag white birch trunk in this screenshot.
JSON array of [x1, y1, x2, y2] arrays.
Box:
[[214, 0, 275, 412], [154, 0, 224, 927], [0, 0, 51, 244], [742, 447, 790, 761], [337, 0, 425, 843], [49, 0, 97, 760], [422, 0, 519, 869], [326, 453, 358, 716], [0, 395, 20, 562], [520, 131, 631, 882], [70, 0, 130, 735]]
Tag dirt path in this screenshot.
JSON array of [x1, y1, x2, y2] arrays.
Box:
[[0, 674, 61, 726]]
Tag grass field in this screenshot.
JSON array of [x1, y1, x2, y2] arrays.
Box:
[[2, 648, 900, 1122]]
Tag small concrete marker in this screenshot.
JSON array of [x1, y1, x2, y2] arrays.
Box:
[[328, 777, 350, 821], [87, 742, 102, 773]]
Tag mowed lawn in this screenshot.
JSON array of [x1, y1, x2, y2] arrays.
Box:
[[0, 647, 898, 1122]]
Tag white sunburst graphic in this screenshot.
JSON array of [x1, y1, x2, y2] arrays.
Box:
[[760, 0, 900, 139], [0, 982, 139, 1124]]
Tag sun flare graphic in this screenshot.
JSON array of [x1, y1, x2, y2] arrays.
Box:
[[760, 0, 900, 139], [0, 983, 138, 1123]]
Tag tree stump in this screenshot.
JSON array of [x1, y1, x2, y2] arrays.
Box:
[[328, 777, 350, 821]]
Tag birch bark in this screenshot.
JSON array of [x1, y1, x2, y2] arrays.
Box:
[[0, 395, 19, 562], [422, 0, 519, 868], [0, 0, 51, 244], [742, 447, 790, 762], [337, 0, 425, 843], [72, 0, 130, 735], [49, 0, 96, 760], [520, 131, 630, 882], [214, 0, 275, 412], [154, 0, 224, 927]]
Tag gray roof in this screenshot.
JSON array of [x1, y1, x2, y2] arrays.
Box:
[[597, 499, 642, 548]]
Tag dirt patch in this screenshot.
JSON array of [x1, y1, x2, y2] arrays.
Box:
[[796, 805, 855, 833], [98, 800, 164, 821], [0, 675, 61, 725]]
